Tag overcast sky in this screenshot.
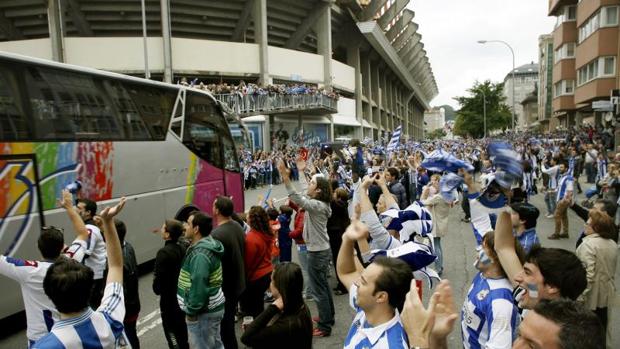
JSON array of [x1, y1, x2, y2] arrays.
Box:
[[408, 0, 556, 109]]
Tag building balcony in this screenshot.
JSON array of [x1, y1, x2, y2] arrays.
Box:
[[553, 59, 576, 83], [575, 28, 619, 69], [215, 93, 338, 117], [553, 95, 576, 111], [553, 21, 577, 49], [577, 0, 619, 26], [574, 77, 616, 104], [549, 0, 578, 16]]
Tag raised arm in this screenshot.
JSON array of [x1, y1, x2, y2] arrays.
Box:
[[99, 197, 127, 284], [375, 173, 398, 209], [494, 211, 524, 287], [358, 175, 400, 250], [59, 189, 89, 242], [337, 221, 368, 291]]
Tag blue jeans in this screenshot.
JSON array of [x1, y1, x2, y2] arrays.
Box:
[[296, 244, 313, 298], [433, 236, 443, 274], [186, 309, 224, 349], [544, 191, 557, 215], [308, 249, 335, 333]]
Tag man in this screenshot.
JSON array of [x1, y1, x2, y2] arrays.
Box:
[[177, 212, 225, 349], [385, 167, 408, 209], [584, 143, 598, 183], [509, 202, 540, 253], [337, 220, 413, 348], [211, 196, 246, 349], [153, 220, 189, 349], [34, 197, 129, 348], [405, 155, 418, 204], [540, 157, 559, 218], [550, 162, 573, 239], [494, 211, 587, 310], [76, 198, 107, 308], [116, 219, 141, 349], [568, 148, 583, 193]]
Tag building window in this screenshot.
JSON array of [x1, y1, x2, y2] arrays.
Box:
[[554, 80, 575, 97], [554, 43, 576, 63], [577, 56, 616, 85], [578, 6, 619, 43], [556, 5, 577, 27]]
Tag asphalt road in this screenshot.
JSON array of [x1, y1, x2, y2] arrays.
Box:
[[1, 180, 619, 348]]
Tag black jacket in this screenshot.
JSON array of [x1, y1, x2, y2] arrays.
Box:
[[153, 240, 186, 311], [122, 241, 141, 316]]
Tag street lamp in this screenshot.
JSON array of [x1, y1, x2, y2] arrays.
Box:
[[481, 90, 487, 138], [478, 40, 516, 132]]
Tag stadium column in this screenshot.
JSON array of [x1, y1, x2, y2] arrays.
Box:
[[48, 0, 64, 62], [404, 91, 415, 140], [347, 44, 363, 140], [160, 0, 173, 83], [315, 2, 333, 141], [253, 0, 271, 151], [362, 54, 373, 140]]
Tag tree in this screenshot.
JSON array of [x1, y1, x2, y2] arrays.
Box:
[[426, 128, 446, 140], [453, 80, 511, 138]]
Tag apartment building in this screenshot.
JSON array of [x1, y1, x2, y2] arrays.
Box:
[[503, 62, 539, 130], [538, 34, 559, 131], [549, 0, 619, 129]]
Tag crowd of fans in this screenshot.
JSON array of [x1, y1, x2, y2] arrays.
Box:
[[2, 123, 619, 349], [178, 78, 340, 100]]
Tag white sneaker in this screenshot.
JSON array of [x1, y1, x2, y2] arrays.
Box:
[[546, 214, 554, 218]]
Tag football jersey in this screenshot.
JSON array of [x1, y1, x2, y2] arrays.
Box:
[[0, 256, 59, 342], [33, 282, 129, 349], [344, 284, 409, 349], [461, 273, 520, 349], [83, 224, 107, 279]]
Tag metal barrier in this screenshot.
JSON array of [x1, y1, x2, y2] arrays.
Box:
[[213, 93, 338, 115]]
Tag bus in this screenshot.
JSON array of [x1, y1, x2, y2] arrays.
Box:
[[0, 51, 246, 320]]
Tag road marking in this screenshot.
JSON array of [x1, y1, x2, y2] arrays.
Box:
[[137, 309, 160, 326], [137, 317, 162, 337]]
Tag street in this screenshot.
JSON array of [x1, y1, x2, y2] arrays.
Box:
[[1, 181, 619, 348]]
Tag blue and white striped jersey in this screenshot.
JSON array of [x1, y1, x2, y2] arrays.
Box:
[[515, 228, 540, 254], [33, 282, 129, 349], [344, 284, 409, 349], [461, 273, 520, 349], [556, 174, 574, 202], [0, 256, 58, 343]]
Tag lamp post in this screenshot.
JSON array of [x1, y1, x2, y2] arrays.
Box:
[[478, 40, 516, 132], [481, 90, 487, 138]]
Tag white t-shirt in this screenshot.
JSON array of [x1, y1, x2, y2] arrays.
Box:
[[0, 256, 59, 342], [83, 224, 107, 279]]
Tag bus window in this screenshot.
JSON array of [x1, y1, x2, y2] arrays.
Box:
[[0, 56, 177, 142], [183, 92, 231, 169]]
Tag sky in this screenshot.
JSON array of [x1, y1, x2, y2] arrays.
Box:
[[408, 0, 556, 109]]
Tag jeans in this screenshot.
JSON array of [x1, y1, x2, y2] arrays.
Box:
[[186, 310, 224, 349], [221, 293, 240, 349], [544, 191, 557, 215], [585, 162, 596, 183], [308, 249, 335, 333], [433, 237, 443, 274], [296, 244, 313, 298]]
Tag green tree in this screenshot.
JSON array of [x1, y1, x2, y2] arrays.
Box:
[[426, 128, 446, 140], [453, 80, 511, 138]]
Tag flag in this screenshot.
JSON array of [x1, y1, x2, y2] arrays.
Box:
[[386, 125, 402, 152], [380, 202, 433, 243], [439, 172, 463, 202], [421, 149, 474, 173], [367, 241, 437, 271]]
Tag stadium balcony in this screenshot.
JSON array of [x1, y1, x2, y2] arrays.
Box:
[[215, 93, 338, 117]]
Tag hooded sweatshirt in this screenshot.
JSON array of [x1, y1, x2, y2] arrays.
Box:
[[177, 235, 225, 316]]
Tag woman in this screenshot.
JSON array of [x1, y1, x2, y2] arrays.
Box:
[[420, 174, 451, 276], [327, 187, 351, 295], [240, 263, 313, 349], [240, 206, 275, 318], [576, 210, 618, 346]]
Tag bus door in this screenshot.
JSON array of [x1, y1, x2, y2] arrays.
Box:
[[0, 154, 46, 256]]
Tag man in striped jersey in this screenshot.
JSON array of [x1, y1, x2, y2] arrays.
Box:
[[509, 203, 540, 254], [550, 162, 573, 240], [541, 157, 559, 218], [337, 220, 413, 349], [461, 232, 522, 349], [34, 197, 129, 349]]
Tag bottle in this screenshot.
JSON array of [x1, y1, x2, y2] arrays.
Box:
[[65, 180, 82, 194]]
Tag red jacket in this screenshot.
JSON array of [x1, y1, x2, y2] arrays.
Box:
[[288, 201, 306, 245], [244, 229, 274, 282]]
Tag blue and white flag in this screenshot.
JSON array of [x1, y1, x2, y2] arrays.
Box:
[[386, 125, 402, 152], [439, 172, 463, 202], [421, 149, 474, 173], [380, 201, 433, 243]]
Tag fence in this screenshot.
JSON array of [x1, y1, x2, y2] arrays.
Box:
[[214, 93, 337, 115]]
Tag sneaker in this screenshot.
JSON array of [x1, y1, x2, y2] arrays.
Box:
[[312, 328, 330, 337], [546, 214, 554, 218]]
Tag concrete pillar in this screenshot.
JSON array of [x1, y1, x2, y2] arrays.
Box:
[[160, 0, 173, 83], [254, 0, 271, 86], [347, 45, 363, 139], [47, 0, 64, 62], [315, 3, 332, 91], [362, 55, 373, 140], [265, 114, 273, 151]]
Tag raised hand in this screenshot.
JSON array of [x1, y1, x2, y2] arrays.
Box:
[[99, 197, 127, 221], [401, 279, 432, 348], [361, 175, 375, 189], [374, 172, 387, 188], [58, 189, 74, 210], [430, 280, 459, 340], [343, 220, 369, 242]]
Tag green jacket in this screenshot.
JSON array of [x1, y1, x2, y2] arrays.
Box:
[[177, 235, 225, 316]]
